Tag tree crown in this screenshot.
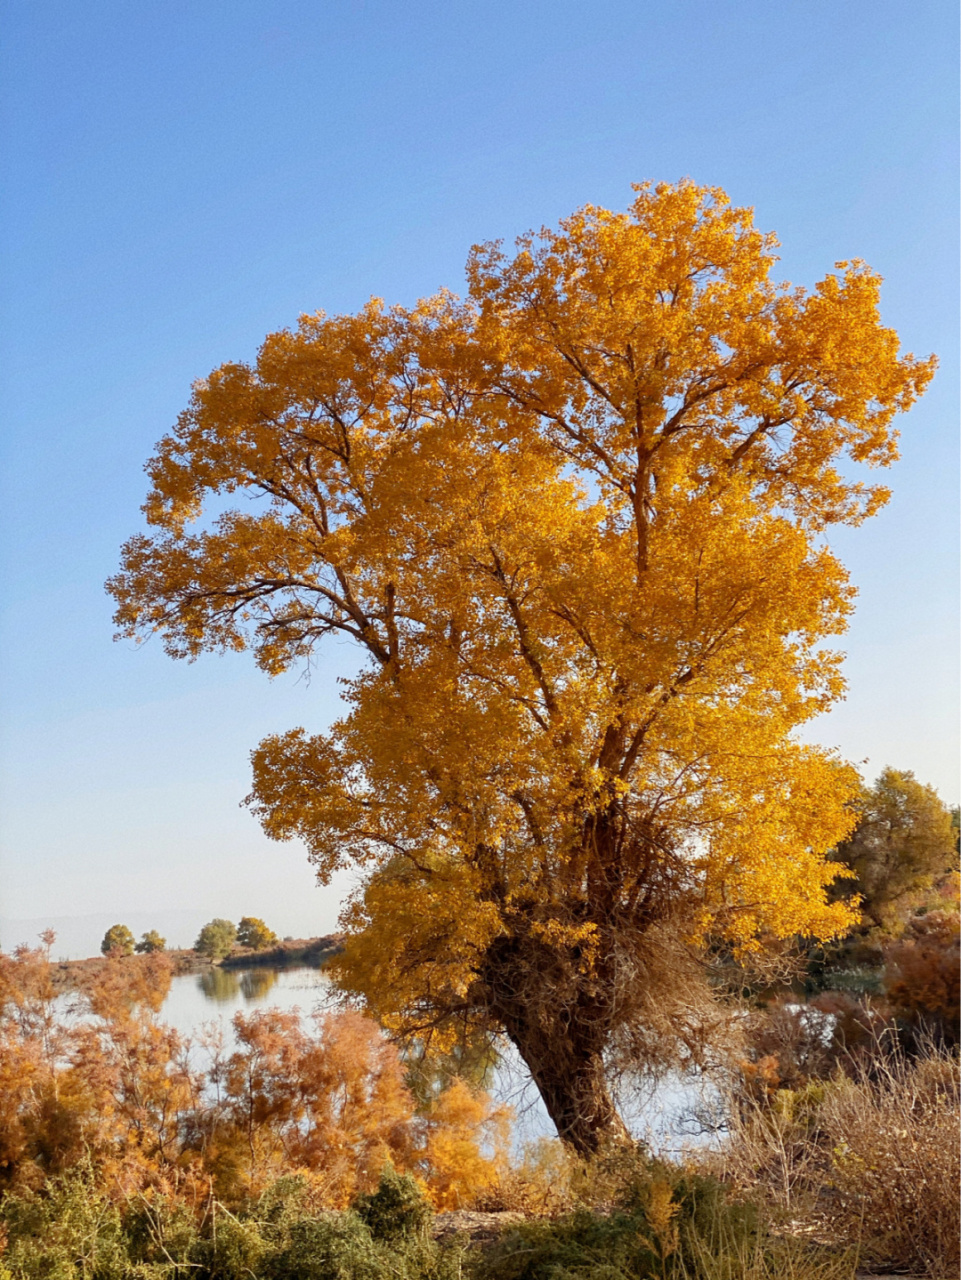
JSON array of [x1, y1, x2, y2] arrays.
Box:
[[237, 916, 279, 950], [194, 919, 237, 962], [109, 183, 933, 1116], [101, 925, 135, 957]]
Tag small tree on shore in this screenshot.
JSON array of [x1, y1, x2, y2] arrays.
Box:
[[100, 925, 135, 956], [830, 768, 957, 929], [194, 919, 237, 962], [135, 930, 166, 954], [237, 916, 278, 950]]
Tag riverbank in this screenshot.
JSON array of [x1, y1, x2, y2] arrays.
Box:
[[48, 933, 343, 993], [220, 933, 343, 969]]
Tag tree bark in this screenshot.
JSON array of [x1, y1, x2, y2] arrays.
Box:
[[507, 1019, 632, 1156], [480, 935, 632, 1156]]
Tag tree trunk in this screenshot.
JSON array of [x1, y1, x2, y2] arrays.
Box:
[[517, 1035, 631, 1157], [495, 1000, 632, 1157]]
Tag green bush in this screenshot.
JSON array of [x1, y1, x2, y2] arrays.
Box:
[[0, 1164, 128, 1280], [266, 1213, 384, 1280], [189, 1211, 267, 1280], [0, 1162, 852, 1280], [122, 1193, 200, 1267], [134, 929, 166, 953], [353, 1167, 433, 1243]]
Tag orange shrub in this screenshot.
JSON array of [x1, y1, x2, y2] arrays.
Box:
[[884, 910, 960, 1045], [418, 1076, 511, 1209]]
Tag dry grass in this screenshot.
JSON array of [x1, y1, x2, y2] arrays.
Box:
[[706, 1045, 960, 1278], [673, 1223, 858, 1280]]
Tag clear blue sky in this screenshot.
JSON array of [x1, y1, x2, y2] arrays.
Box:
[[1, 0, 957, 953]]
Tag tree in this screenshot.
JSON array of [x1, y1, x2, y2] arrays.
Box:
[[109, 181, 933, 1154], [194, 919, 237, 962], [134, 930, 166, 954], [100, 925, 135, 957], [830, 768, 958, 929], [237, 916, 279, 951]]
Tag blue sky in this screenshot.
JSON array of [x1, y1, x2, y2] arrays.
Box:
[[1, 0, 957, 954]]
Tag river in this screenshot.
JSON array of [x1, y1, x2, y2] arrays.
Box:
[[157, 965, 720, 1153]]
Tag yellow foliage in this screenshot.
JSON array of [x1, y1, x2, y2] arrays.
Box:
[[108, 181, 933, 1150], [638, 1176, 680, 1260], [419, 1077, 511, 1210]]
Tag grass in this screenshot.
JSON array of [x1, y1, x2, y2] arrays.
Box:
[[706, 1044, 959, 1278]]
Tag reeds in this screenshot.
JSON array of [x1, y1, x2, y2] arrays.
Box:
[[708, 1041, 960, 1278]]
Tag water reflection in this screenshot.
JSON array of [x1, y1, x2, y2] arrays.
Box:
[[162, 965, 713, 1154], [198, 968, 239, 1003], [240, 969, 278, 1001], [197, 967, 280, 1004]]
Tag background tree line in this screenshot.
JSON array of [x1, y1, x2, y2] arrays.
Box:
[[100, 917, 280, 962]]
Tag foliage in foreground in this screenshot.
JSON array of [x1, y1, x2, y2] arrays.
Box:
[[2, 937, 958, 1276], [0, 1159, 862, 1280], [0, 1165, 454, 1280], [0, 943, 508, 1212]]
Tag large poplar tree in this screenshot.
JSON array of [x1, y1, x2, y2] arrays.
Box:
[[109, 183, 933, 1154]]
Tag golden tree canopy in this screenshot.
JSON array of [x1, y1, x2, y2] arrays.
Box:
[[110, 182, 933, 1151]]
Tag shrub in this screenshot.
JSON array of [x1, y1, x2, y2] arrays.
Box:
[[353, 1166, 432, 1243], [192, 1211, 267, 1280], [710, 1046, 960, 1278], [0, 1169, 461, 1280], [473, 1161, 850, 1280], [420, 1077, 511, 1209], [884, 909, 960, 1046], [122, 1191, 200, 1266], [195, 918, 237, 961], [100, 923, 135, 956], [819, 1050, 960, 1277], [266, 1213, 382, 1280], [0, 1163, 129, 1280]]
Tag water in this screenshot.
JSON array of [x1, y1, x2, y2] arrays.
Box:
[[160, 965, 337, 1042], [157, 965, 719, 1154]]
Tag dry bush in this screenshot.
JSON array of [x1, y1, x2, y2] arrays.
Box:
[[739, 992, 894, 1095], [819, 1049, 959, 1278], [707, 1044, 960, 1278], [483, 1151, 576, 1217], [884, 909, 960, 1048], [474, 1136, 621, 1217]]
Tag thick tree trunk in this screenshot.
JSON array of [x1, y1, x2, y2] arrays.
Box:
[[508, 1023, 631, 1156], [475, 816, 639, 1157], [484, 969, 632, 1156]]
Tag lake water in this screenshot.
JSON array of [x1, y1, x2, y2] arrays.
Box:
[[158, 965, 720, 1153], [161, 964, 336, 1039]]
